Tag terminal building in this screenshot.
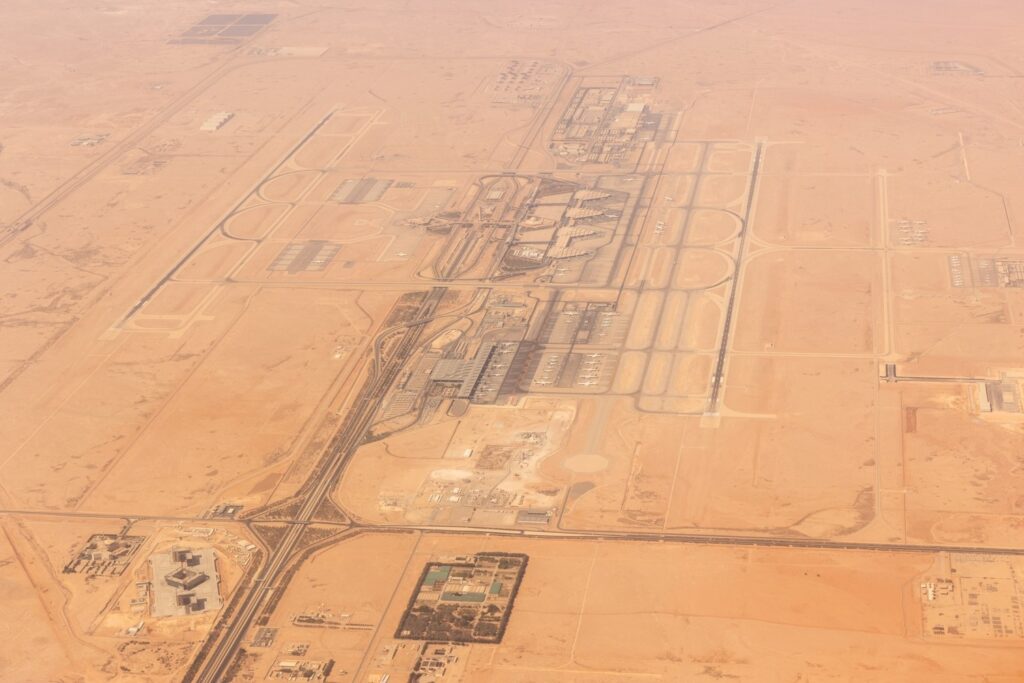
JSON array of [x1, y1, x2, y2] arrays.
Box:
[[429, 341, 520, 404]]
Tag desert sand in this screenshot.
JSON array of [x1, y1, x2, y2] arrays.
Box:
[[2, 1, 1024, 680]]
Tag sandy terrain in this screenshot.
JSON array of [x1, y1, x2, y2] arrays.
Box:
[[2, 0, 1024, 680], [260, 531, 1024, 682]]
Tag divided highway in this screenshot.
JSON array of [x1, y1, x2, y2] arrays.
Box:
[[187, 287, 446, 683]]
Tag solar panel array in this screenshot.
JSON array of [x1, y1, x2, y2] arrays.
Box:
[[170, 14, 277, 45]]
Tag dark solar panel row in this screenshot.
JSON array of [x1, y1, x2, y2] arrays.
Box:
[[219, 25, 261, 37], [170, 38, 245, 45], [181, 25, 223, 38], [198, 14, 243, 25], [238, 13, 276, 25]]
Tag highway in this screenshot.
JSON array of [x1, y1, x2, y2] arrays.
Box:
[[2, 505, 1020, 559], [368, 522, 1024, 557], [185, 287, 446, 683]]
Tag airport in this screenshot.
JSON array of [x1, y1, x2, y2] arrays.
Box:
[[2, 1, 1024, 681]]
